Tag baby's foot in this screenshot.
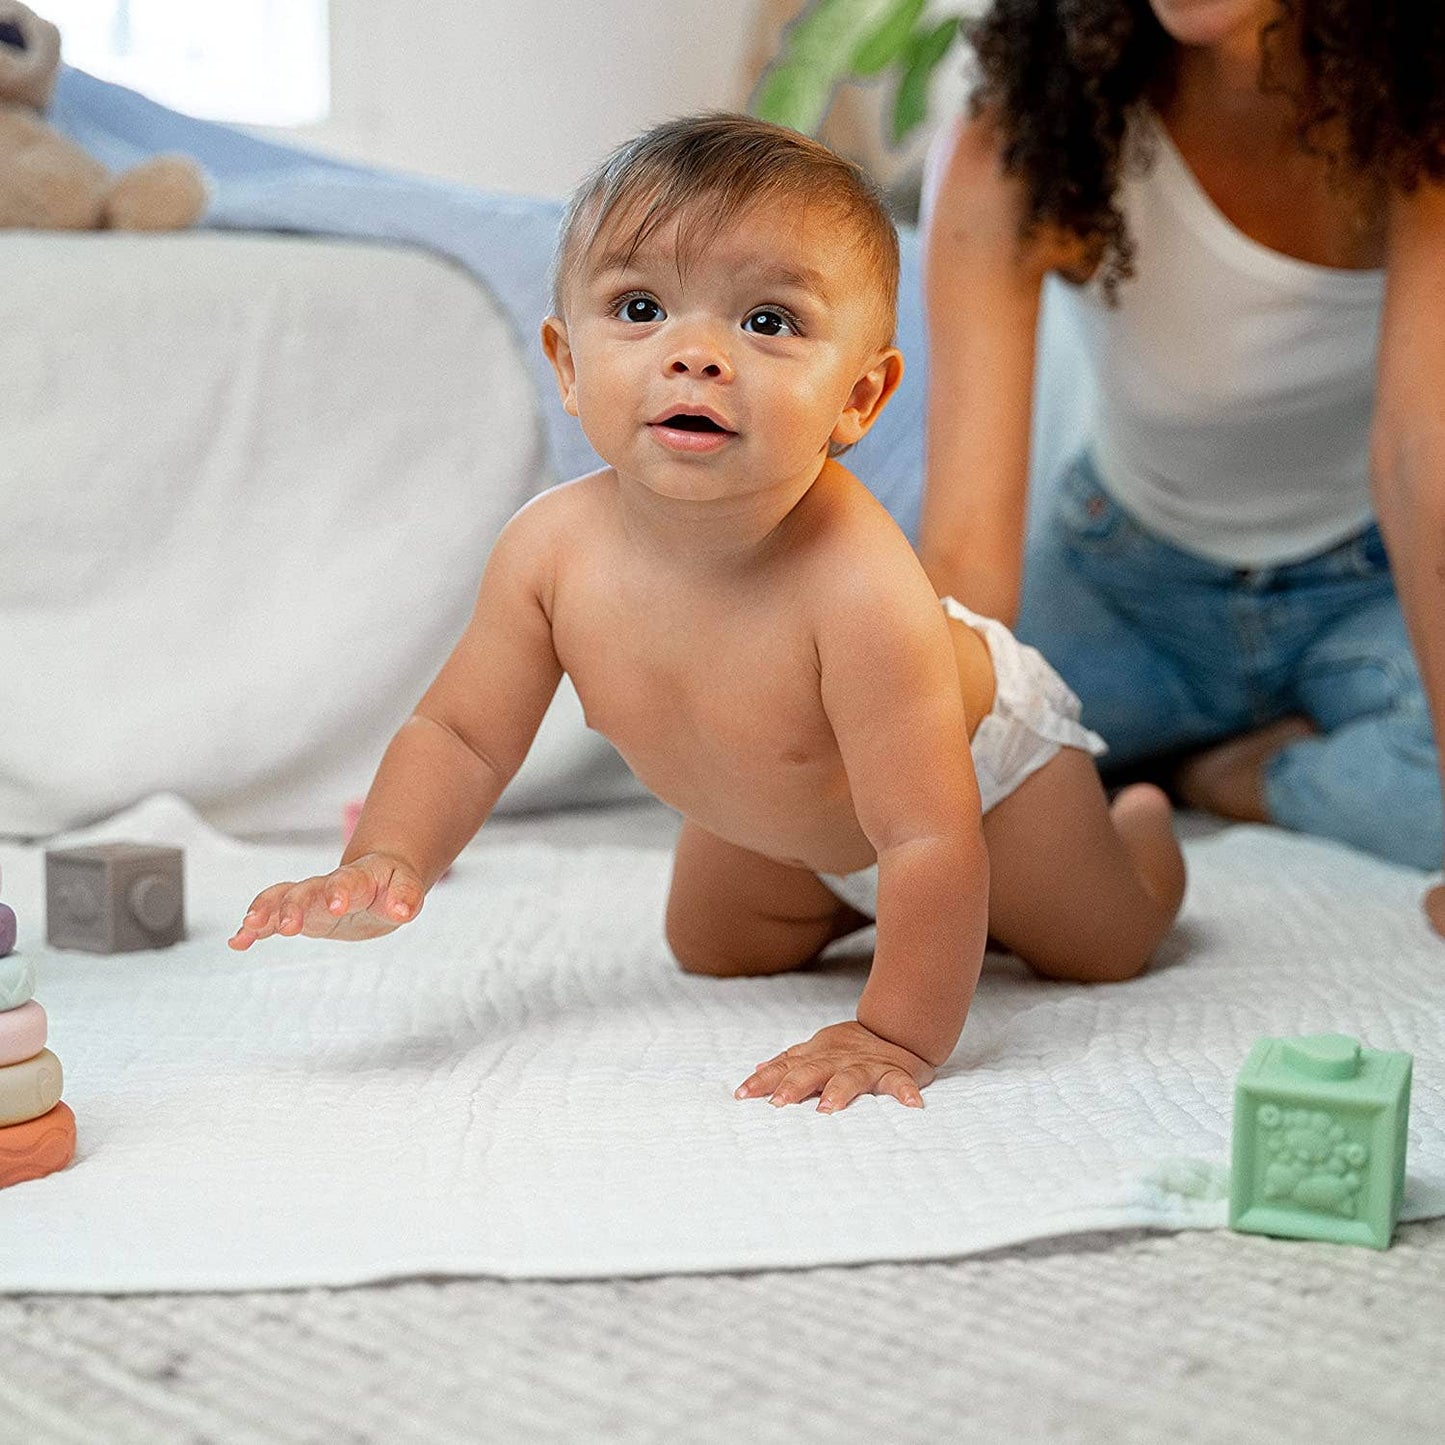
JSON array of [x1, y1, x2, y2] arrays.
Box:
[[1111, 782, 1186, 918], [1426, 883, 1445, 941], [1174, 716, 1317, 822]]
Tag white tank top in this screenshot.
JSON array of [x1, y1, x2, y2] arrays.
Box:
[[1057, 112, 1385, 568]]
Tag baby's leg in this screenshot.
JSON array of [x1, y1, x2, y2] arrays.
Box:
[[665, 820, 869, 977], [983, 748, 1186, 982]]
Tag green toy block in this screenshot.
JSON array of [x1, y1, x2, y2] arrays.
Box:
[[1229, 1034, 1412, 1250]]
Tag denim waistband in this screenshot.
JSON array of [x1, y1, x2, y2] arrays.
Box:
[[1069, 450, 1390, 593]]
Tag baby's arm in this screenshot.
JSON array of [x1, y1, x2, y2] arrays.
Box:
[[229, 498, 565, 949], [739, 567, 989, 1109]]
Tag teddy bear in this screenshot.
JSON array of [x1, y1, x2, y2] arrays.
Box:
[[0, 2, 206, 230]]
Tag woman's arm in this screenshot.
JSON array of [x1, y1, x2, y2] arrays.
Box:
[[919, 113, 1072, 623], [1373, 178, 1445, 928]]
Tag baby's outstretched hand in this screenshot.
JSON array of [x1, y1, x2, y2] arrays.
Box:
[[228, 854, 424, 951], [734, 1020, 935, 1113]]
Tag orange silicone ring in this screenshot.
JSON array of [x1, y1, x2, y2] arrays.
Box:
[[0, 1101, 76, 1190]]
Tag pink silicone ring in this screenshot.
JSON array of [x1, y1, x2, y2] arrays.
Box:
[[0, 1000, 45, 1067]]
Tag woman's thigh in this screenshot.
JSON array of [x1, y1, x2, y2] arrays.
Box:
[[1016, 458, 1243, 766]]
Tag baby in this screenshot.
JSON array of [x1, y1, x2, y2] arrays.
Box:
[[230, 115, 1186, 1112]]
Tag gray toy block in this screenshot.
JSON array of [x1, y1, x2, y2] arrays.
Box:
[[45, 842, 185, 953]]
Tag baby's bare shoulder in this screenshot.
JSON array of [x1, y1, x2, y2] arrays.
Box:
[[494, 469, 615, 558], [796, 464, 933, 608], [477, 472, 619, 612], [509, 469, 613, 532]]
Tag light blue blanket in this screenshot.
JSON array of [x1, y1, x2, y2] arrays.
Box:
[[49, 69, 1089, 537], [47, 67, 946, 534]]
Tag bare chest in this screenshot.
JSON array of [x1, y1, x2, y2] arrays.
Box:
[[552, 580, 855, 846], [1163, 118, 1387, 271]]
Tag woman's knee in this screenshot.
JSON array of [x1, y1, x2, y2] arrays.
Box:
[[1265, 705, 1441, 869]]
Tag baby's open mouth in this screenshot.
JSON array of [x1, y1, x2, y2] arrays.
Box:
[[659, 413, 732, 434]]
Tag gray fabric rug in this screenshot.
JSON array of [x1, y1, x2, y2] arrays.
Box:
[[5, 1219, 1443, 1443]]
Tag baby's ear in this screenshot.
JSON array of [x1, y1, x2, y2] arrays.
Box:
[[540, 316, 579, 417], [831, 346, 904, 449]]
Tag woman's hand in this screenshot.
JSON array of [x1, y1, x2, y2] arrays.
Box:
[[734, 1020, 936, 1113], [228, 853, 425, 950]]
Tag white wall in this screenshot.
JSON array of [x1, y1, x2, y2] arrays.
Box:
[[283, 1, 762, 198]]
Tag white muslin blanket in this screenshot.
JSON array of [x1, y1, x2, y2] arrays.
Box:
[[1, 795, 1441, 1293]]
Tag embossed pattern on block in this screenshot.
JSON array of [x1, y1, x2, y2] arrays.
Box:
[[45, 843, 185, 953], [1230, 1034, 1412, 1249]]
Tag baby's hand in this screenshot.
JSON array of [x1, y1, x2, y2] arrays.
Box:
[[228, 854, 424, 951], [734, 1020, 936, 1113]]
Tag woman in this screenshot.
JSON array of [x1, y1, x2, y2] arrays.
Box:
[[921, 0, 1445, 933]]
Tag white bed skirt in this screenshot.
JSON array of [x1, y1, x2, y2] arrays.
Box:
[[0, 232, 643, 838]]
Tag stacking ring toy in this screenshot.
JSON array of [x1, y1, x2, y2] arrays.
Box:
[[0, 901, 15, 957], [0, 1048, 62, 1128], [0, 1102, 76, 1190], [0, 955, 35, 1012], [0, 1000, 45, 1067]]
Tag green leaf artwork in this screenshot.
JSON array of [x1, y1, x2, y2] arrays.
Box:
[[751, 0, 964, 145]]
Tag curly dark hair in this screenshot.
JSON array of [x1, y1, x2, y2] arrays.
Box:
[[969, 0, 1445, 294]]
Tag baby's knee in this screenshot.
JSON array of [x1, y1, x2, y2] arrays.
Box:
[[1029, 955, 1147, 986], [666, 917, 822, 979], [666, 921, 743, 978], [670, 943, 733, 977], [1027, 923, 1163, 986]]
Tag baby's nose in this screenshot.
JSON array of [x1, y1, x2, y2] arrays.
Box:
[[665, 334, 734, 381], [671, 357, 726, 378]]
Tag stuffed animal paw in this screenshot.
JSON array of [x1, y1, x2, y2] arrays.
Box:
[[0, 3, 206, 231]]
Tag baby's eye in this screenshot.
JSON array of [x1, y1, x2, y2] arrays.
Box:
[[616, 294, 665, 323], [742, 308, 798, 338]]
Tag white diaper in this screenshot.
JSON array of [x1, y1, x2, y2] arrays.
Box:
[[819, 597, 1106, 918]]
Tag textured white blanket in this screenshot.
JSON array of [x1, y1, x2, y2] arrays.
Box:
[[0, 795, 1440, 1293]]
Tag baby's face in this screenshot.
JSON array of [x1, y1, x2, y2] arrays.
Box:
[[544, 202, 898, 503]]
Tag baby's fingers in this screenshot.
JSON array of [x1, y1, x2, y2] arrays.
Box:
[[763, 1061, 833, 1109], [328, 860, 422, 925], [816, 1065, 925, 1113], [736, 1051, 804, 1100], [229, 882, 295, 950], [324, 863, 383, 919], [275, 879, 336, 936], [378, 867, 423, 924]]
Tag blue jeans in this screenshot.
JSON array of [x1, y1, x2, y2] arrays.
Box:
[[1014, 452, 1443, 871]]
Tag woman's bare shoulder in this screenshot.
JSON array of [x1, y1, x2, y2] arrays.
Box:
[[928, 107, 1098, 282]]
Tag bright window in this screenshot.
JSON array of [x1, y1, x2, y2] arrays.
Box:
[[44, 1, 329, 126]]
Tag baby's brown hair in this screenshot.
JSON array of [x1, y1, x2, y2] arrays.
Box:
[[552, 113, 900, 344]]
